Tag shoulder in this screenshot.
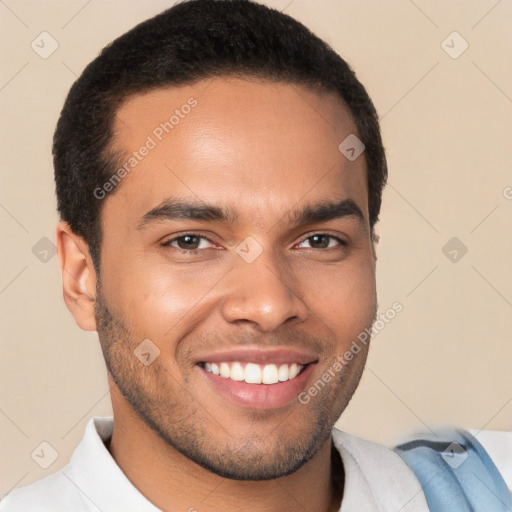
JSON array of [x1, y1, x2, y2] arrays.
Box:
[[394, 428, 512, 512], [0, 466, 88, 512], [0, 417, 113, 512]]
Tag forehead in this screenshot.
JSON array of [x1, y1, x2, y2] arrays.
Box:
[[103, 77, 368, 231]]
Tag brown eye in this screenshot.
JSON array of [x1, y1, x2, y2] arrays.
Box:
[[309, 235, 330, 249], [176, 235, 201, 250], [298, 234, 345, 250], [162, 234, 213, 251]]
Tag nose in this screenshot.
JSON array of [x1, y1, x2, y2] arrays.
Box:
[[220, 250, 309, 332]]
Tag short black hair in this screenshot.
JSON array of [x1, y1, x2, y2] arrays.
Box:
[[53, 0, 387, 276]]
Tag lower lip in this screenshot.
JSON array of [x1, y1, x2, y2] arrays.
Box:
[[198, 364, 315, 410]]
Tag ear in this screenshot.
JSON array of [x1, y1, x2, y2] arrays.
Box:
[[56, 220, 98, 332], [371, 230, 380, 262]]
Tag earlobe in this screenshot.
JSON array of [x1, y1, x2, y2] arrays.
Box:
[[55, 221, 98, 332]]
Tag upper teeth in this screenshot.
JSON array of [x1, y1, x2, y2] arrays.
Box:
[[203, 362, 304, 384]]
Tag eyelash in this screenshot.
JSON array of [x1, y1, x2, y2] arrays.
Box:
[[161, 232, 347, 253]]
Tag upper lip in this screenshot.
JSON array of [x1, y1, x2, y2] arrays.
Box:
[[194, 347, 319, 366]]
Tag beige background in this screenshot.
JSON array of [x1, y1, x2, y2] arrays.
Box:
[[1, 0, 511, 494]]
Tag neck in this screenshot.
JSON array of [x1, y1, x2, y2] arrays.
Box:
[[108, 392, 343, 512]]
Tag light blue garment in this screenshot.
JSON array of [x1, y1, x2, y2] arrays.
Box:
[[395, 429, 512, 511]]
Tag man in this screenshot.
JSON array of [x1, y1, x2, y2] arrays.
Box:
[[0, 1, 506, 510]]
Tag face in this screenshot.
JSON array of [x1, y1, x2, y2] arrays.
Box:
[[94, 77, 377, 480]]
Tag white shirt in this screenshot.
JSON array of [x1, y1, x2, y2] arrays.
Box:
[[0, 417, 428, 512]]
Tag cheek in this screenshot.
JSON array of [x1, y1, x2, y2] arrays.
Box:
[[299, 258, 376, 342], [119, 258, 229, 333]]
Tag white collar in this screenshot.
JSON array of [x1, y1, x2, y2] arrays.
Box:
[[331, 428, 428, 511], [64, 417, 160, 511]]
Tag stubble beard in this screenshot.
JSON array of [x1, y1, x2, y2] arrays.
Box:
[[93, 284, 370, 480]]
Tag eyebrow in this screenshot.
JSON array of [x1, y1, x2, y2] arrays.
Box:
[[136, 197, 366, 231]]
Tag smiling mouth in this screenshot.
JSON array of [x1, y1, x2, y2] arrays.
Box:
[[198, 361, 308, 385]]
